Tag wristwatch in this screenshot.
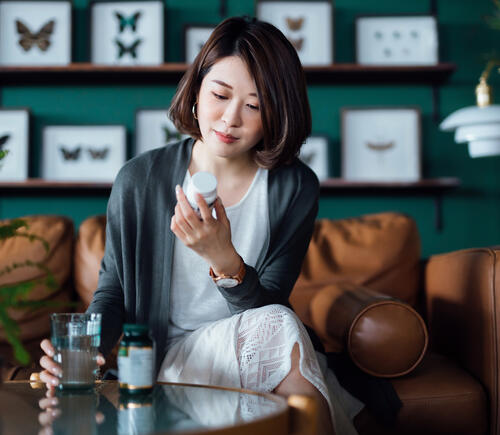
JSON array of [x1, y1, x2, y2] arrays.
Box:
[[209, 256, 246, 288]]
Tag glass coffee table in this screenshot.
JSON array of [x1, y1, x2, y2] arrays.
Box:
[[0, 380, 290, 434]]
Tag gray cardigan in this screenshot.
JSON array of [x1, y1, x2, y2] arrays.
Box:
[[87, 138, 319, 370]]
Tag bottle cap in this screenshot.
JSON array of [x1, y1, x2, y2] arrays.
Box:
[[123, 324, 149, 333], [187, 172, 217, 208]]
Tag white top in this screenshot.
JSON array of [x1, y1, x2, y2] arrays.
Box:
[[168, 167, 270, 347]]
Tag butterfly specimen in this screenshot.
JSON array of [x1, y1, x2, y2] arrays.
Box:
[[286, 17, 304, 31], [115, 38, 142, 59], [0, 134, 10, 160], [87, 147, 109, 160], [366, 141, 395, 151], [0, 134, 10, 148], [59, 146, 81, 161], [163, 126, 181, 144], [114, 11, 142, 32], [288, 37, 304, 51], [15, 19, 55, 52]]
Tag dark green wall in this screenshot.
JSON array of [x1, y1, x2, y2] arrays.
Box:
[[1, 0, 499, 257]]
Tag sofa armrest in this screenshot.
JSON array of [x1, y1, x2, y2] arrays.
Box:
[[307, 282, 427, 377], [424, 247, 500, 434]]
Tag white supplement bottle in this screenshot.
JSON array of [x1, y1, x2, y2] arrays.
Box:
[[186, 171, 218, 215]]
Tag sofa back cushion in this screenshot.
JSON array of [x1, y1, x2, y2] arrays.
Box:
[[294, 212, 421, 306], [0, 215, 74, 355], [74, 215, 106, 309]]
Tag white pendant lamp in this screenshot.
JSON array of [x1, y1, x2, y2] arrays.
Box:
[[440, 61, 500, 157]]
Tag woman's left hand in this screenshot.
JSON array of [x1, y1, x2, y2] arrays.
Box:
[[170, 185, 241, 276]]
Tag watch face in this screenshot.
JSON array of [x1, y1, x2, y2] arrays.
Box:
[[216, 278, 239, 288]]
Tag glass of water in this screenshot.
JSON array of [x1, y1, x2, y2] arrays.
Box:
[[50, 313, 102, 390]]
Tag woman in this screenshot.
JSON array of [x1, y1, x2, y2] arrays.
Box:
[[39, 16, 363, 434]]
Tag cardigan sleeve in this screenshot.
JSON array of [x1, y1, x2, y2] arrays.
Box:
[[216, 162, 319, 313], [85, 164, 136, 357]]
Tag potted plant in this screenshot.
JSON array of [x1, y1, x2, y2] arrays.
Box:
[[0, 151, 59, 369], [0, 218, 58, 366]]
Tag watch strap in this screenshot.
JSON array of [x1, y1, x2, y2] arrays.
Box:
[[209, 256, 246, 285]]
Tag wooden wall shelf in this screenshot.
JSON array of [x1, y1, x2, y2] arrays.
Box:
[[320, 177, 460, 231], [319, 177, 460, 194], [0, 177, 459, 193], [0, 177, 459, 230], [0, 62, 456, 85]]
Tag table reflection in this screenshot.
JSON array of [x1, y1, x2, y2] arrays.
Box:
[[0, 381, 284, 435]]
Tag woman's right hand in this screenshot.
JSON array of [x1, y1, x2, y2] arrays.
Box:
[[39, 339, 62, 390], [39, 339, 106, 390]]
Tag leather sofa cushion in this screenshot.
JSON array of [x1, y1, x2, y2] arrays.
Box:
[[291, 282, 427, 377], [295, 212, 421, 306], [0, 215, 73, 300], [354, 353, 488, 435], [391, 353, 488, 435], [74, 215, 106, 309], [424, 247, 500, 435], [0, 216, 74, 367]]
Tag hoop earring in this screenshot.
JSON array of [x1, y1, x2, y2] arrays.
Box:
[[192, 102, 198, 120]]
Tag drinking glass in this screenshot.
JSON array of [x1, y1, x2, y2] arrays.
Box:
[[50, 313, 101, 390]]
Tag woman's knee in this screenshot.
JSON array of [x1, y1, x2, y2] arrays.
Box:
[[248, 304, 301, 323]]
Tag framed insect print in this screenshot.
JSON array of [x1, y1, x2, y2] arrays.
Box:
[[299, 135, 329, 181], [256, 0, 334, 65], [183, 25, 214, 63], [341, 107, 421, 182], [89, 0, 164, 65], [0, 108, 30, 181], [355, 15, 439, 65], [42, 125, 126, 182], [135, 108, 189, 157], [0, 0, 72, 66]]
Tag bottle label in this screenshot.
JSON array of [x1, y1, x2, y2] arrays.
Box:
[[118, 403, 154, 435], [118, 346, 153, 389]]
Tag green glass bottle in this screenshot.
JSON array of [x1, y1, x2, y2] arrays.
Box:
[[118, 324, 154, 394]]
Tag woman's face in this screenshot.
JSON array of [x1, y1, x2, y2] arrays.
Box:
[[195, 56, 263, 161]]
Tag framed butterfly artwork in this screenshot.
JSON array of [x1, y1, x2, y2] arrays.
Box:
[[299, 135, 329, 181], [355, 15, 439, 66], [256, 0, 334, 65], [183, 25, 215, 64], [0, 0, 72, 65], [134, 108, 189, 157], [341, 107, 422, 182], [42, 125, 126, 182], [89, 0, 165, 66], [0, 108, 30, 182]]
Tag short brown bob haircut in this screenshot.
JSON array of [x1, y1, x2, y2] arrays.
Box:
[[169, 16, 311, 169]]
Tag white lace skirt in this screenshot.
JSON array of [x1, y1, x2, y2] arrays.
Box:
[[157, 304, 364, 434]]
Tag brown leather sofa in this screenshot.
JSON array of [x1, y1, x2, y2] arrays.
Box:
[[0, 212, 498, 435]]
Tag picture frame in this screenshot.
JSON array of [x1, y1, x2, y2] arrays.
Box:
[[256, 0, 334, 65], [134, 108, 189, 157], [0, 0, 72, 66], [355, 14, 439, 66], [183, 24, 215, 64], [42, 125, 126, 182], [89, 0, 165, 66], [341, 107, 421, 182], [0, 108, 30, 181], [299, 135, 329, 181]]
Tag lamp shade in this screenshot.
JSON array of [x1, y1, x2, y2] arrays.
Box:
[[440, 105, 500, 157]]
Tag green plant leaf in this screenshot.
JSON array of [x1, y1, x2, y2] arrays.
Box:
[[0, 281, 36, 305], [0, 219, 58, 365], [0, 306, 30, 365]]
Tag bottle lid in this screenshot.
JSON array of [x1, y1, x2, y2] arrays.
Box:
[[191, 172, 217, 195], [187, 172, 217, 207], [123, 324, 149, 333]]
